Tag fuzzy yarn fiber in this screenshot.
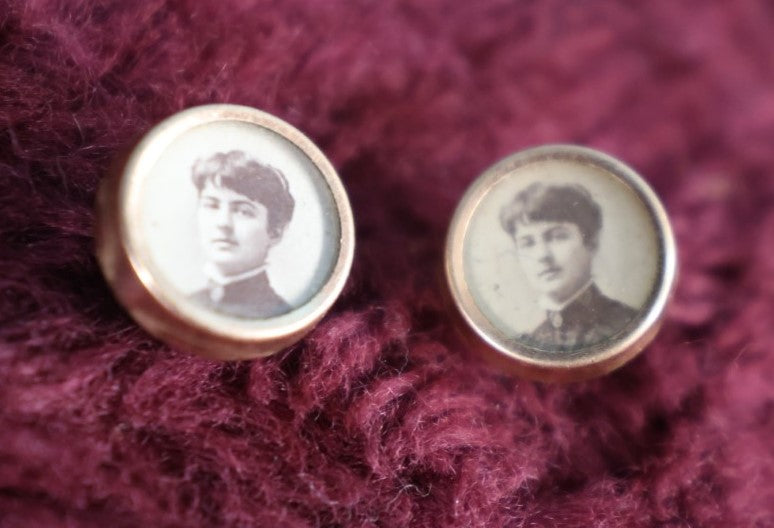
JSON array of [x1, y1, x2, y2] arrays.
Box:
[[1, 1, 773, 526]]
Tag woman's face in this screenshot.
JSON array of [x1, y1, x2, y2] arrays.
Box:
[[513, 220, 593, 302], [196, 181, 276, 276]]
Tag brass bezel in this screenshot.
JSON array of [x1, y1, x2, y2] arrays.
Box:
[[445, 144, 677, 382], [96, 104, 354, 360]]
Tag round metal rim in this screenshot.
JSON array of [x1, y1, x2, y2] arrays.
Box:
[[445, 144, 677, 380], [99, 104, 354, 357]]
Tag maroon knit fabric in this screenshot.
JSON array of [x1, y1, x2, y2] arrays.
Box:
[[1, 1, 772, 526]]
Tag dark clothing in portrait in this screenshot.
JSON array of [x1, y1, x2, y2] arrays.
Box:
[[190, 271, 291, 319], [526, 284, 637, 351]]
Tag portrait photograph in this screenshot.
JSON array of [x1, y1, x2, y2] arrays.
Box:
[[463, 157, 661, 355], [137, 119, 341, 324]]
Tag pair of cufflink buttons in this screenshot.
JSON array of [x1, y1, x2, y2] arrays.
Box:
[[96, 104, 677, 382]]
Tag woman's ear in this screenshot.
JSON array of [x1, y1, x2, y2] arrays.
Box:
[[268, 234, 283, 248]]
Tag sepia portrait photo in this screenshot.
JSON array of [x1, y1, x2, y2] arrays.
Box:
[[463, 158, 661, 354], [188, 150, 295, 318], [138, 119, 341, 323]]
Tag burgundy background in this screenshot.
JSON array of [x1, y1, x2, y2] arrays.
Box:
[[1, 1, 773, 526]]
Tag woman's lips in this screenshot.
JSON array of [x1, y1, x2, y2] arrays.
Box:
[[211, 238, 237, 249]]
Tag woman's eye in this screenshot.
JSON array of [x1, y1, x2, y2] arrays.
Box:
[[548, 229, 569, 242], [518, 237, 535, 248], [236, 206, 256, 218], [201, 199, 219, 210]]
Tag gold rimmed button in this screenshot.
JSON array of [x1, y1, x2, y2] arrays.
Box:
[[96, 104, 354, 360], [445, 145, 677, 381]]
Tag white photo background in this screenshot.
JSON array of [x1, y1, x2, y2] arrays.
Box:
[[140, 120, 339, 310], [464, 159, 660, 336]]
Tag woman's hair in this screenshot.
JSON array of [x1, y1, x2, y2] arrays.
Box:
[[192, 150, 295, 238], [499, 182, 602, 248]]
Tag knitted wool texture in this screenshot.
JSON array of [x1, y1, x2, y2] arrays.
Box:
[[0, 1, 772, 526]]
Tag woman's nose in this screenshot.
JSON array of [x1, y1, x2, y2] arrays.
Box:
[[215, 207, 233, 230], [536, 241, 554, 263]]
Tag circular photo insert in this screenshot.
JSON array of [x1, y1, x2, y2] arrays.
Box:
[[140, 120, 340, 321], [446, 145, 676, 380]]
